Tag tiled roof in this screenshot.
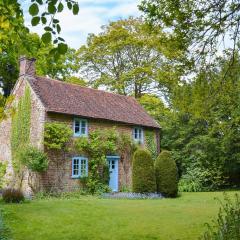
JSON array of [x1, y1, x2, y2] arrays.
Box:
[[28, 76, 160, 128]]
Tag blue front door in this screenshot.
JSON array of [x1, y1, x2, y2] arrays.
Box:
[[107, 156, 119, 192]]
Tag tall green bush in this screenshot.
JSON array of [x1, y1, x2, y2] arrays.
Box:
[[155, 150, 178, 197], [132, 149, 156, 193]]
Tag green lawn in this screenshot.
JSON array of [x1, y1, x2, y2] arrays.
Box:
[[2, 192, 239, 240]]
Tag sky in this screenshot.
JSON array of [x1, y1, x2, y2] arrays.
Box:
[[23, 0, 141, 49]]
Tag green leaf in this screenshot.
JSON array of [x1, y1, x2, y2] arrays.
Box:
[[44, 26, 52, 31], [73, 4, 79, 15], [41, 16, 47, 24], [53, 19, 59, 24], [56, 24, 61, 34], [67, 2, 72, 10], [58, 37, 65, 42], [58, 43, 68, 54], [41, 32, 52, 44], [58, 2, 64, 12], [48, 3, 57, 14], [36, 0, 43, 4], [31, 16, 40, 26], [29, 3, 39, 16]]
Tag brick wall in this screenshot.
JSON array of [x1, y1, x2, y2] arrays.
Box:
[[42, 112, 159, 191], [0, 77, 46, 194]]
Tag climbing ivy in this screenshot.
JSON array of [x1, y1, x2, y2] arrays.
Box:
[[11, 87, 31, 173], [44, 122, 73, 151], [74, 128, 136, 194], [145, 130, 158, 160]]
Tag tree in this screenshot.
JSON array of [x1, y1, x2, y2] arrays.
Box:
[[159, 51, 240, 187], [0, 0, 79, 56], [140, 0, 240, 65], [77, 17, 185, 98], [0, 32, 79, 97]]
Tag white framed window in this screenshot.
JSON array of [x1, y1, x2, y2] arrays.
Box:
[[74, 118, 88, 137], [133, 127, 144, 144], [72, 157, 88, 178]]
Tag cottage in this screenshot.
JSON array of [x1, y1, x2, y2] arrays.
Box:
[[0, 57, 160, 194]]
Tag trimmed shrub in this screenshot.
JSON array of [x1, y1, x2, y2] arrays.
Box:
[[155, 150, 178, 197], [19, 146, 48, 172], [2, 189, 24, 203], [132, 149, 156, 193]]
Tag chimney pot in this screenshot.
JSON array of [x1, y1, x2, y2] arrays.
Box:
[[19, 56, 36, 77]]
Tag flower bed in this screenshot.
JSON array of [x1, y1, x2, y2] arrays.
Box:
[[101, 192, 163, 199]]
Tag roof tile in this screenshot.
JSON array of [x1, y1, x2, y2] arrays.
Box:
[[28, 76, 160, 128]]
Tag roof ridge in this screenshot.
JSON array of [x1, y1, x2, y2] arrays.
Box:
[[36, 76, 135, 99]]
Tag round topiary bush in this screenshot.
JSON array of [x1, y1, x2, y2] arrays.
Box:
[[132, 149, 156, 193], [155, 150, 178, 197]]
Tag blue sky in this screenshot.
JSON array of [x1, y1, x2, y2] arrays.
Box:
[[23, 0, 141, 49]]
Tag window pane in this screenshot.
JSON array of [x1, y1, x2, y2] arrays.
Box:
[[80, 159, 87, 176], [139, 129, 142, 139], [73, 158, 79, 176], [81, 127, 86, 134], [134, 128, 138, 139], [75, 120, 80, 134], [80, 120, 87, 135]]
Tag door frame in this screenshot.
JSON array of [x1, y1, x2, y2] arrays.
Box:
[[107, 155, 120, 192]]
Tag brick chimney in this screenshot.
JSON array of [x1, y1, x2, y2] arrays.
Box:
[[19, 56, 36, 77]]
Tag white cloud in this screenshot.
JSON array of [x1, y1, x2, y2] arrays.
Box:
[[23, 0, 141, 49]]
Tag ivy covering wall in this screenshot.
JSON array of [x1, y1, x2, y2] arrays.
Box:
[[11, 86, 31, 173], [145, 130, 157, 160]]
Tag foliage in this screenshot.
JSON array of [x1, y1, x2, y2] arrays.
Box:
[[0, 32, 79, 97], [147, 52, 240, 189], [34, 189, 90, 200], [2, 188, 24, 203], [0, 95, 14, 121], [77, 17, 184, 98], [179, 163, 226, 192], [18, 146, 48, 172], [155, 151, 178, 197], [144, 130, 157, 160], [132, 149, 156, 193], [74, 128, 135, 194], [140, 0, 240, 65], [0, 209, 11, 240], [202, 193, 240, 240], [0, 1, 80, 57], [44, 122, 72, 151], [0, 163, 7, 189], [11, 87, 31, 173]]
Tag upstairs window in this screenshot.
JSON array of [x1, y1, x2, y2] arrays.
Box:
[[133, 127, 144, 144], [72, 157, 88, 178], [74, 118, 88, 137]]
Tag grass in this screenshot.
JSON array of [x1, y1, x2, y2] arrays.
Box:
[[2, 192, 239, 240]]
